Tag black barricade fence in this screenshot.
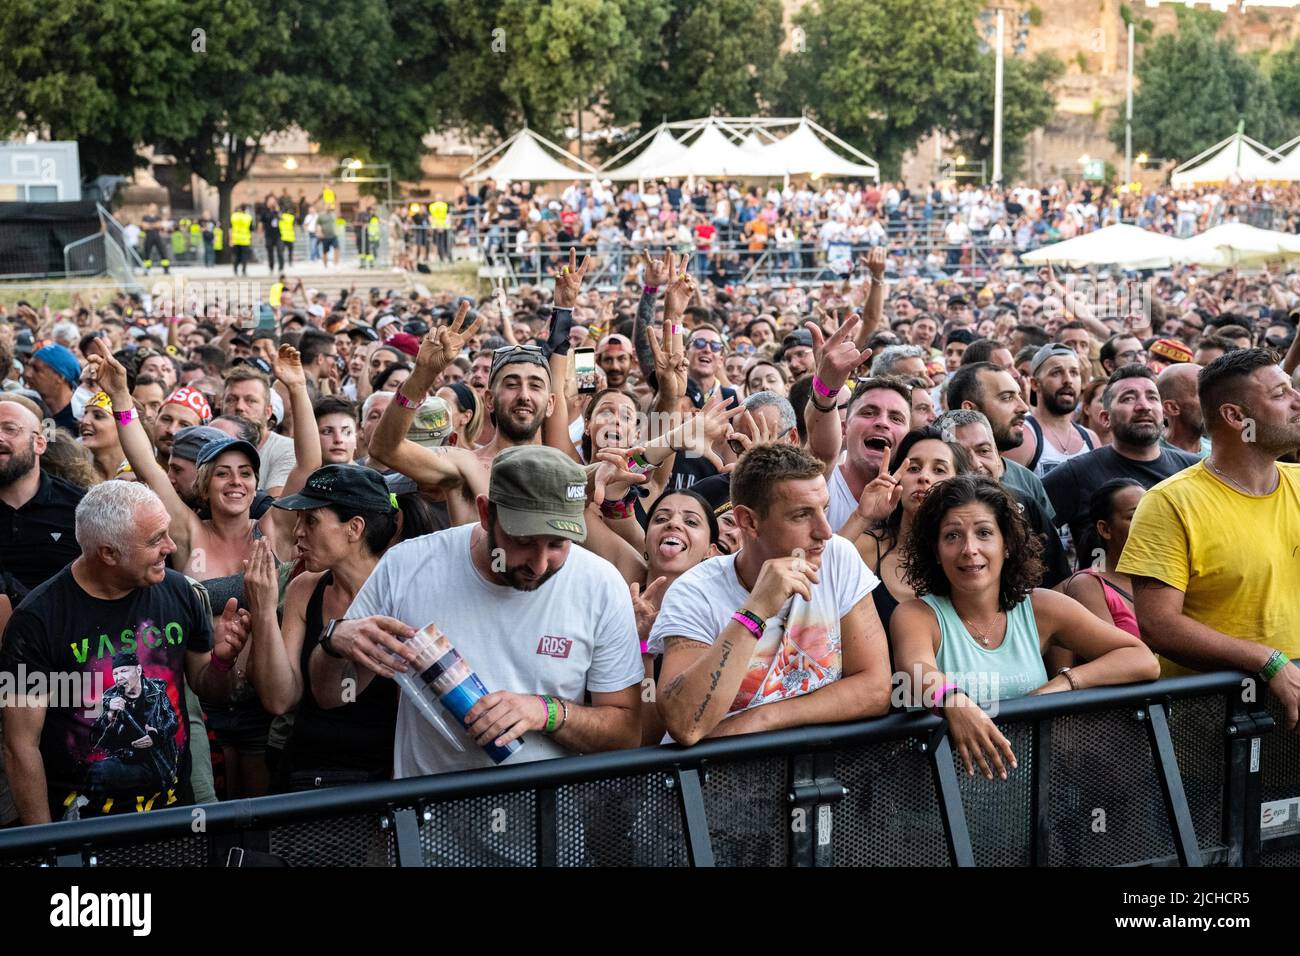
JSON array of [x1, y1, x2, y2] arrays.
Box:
[[0, 669, 1292, 868], [0, 201, 100, 277]]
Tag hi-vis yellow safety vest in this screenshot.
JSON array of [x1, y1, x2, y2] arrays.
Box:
[[323, 186, 335, 207], [189, 222, 201, 240], [279, 212, 296, 243], [367, 216, 381, 240], [430, 201, 449, 228], [269, 282, 284, 307], [213, 227, 223, 251], [231, 212, 252, 246]]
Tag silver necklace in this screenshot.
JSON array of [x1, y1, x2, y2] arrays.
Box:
[[1206, 457, 1275, 497], [960, 611, 1003, 647]]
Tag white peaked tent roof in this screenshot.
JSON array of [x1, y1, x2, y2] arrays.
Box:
[[1271, 136, 1300, 182], [1174, 222, 1300, 268], [675, 122, 771, 177], [601, 127, 691, 181], [461, 128, 598, 183], [1020, 223, 1190, 269], [1169, 133, 1281, 187], [761, 119, 879, 179]]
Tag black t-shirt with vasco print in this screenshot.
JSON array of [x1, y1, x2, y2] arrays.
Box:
[[0, 567, 212, 821]]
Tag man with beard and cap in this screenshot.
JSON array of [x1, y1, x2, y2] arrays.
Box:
[[0, 398, 83, 590], [595, 333, 634, 390], [945, 361, 1054, 521], [1157, 362, 1211, 458], [1007, 344, 1099, 477], [1043, 365, 1200, 568], [1119, 349, 1300, 709]]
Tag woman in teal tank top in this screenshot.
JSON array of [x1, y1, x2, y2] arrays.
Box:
[[891, 476, 1159, 781]]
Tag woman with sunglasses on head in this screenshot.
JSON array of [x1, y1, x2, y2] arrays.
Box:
[[891, 475, 1159, 780], [436, 381, 485, 449], [242, 465, 439, 791], [743, 358, 790, 399]]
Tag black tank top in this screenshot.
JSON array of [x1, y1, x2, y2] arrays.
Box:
[[281, 572, 398, 776]]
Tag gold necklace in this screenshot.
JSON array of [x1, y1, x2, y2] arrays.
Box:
[[960, 611, 1003, 647]]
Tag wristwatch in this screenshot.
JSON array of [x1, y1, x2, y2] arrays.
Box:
[[320, 618, 345, 659]]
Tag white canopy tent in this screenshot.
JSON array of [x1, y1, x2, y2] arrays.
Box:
[[460, 128, 599, 184], [1174, 222, 1300, 268], [760, 119, 879, 180], [1169, 132, 1282, 187], [599, 126, 691, 181], [1020, 223, 1191, 269], [1271, 135, 1300, 182], [598, 116, 879, 182]]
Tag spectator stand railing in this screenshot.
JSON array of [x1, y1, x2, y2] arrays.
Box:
[[0, 667, 1286, 868]]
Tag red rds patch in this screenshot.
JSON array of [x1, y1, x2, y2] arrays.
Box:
[[536, 635, 573, 659]]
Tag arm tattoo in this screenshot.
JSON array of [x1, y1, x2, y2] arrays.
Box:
[[691, 639, 734, 725], [661, 674, 685, 700], [664, 635, 709, 654], [634, 291, 658, 389]]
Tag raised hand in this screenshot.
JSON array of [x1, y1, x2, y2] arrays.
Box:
[[864, 245, 887, 279], [663, 261, 696, 319], [630, 576, 669, 643], [213, 597, 252, 665], [417, 300, 481, 376], [587, 447, 651, 506], [83, 336, 130, 402], [726, 407, 784, 457], [242, 538, 279, 624], [689, 393, 747, 454], [642, 248, 675, 291], [646, 310, 687, 403], [808, 313, 866, 392], [855, 454, 906, 524], [273, 344, 307, 389], [552, 246, 592, 310]]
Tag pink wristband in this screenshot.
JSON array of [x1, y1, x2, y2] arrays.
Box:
[[812, 375, 837, 399], [393, 390, 419, 409], [210, 653, 233, 673], [731, 611, 764, 638], [927, 681, 960, 712], [642, 285, 660, 296], [114, 408, 136, 426]]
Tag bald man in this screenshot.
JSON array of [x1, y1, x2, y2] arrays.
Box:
[[0, 398, 84, 590], [1157, 363, 1210, 458]]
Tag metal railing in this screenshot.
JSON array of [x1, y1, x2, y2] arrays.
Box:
[[0, 667, 1289, 868]]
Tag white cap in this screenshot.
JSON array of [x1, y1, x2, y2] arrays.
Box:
[[307, 304, 326, 318], [269, 389, 285, 425]]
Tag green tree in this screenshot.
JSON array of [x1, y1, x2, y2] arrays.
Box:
[[1111, 6, 1285, 164], [605, 0, 785, 142], [1266, 40, 1300, 125], [780, 0, 984, 177], [946, 52, 1064, 181]]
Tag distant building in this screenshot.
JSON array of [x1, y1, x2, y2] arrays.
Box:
[[0, 141, 81, 202]]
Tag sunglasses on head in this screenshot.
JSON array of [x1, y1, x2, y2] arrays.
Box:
[[735, 343, 756, 355], [692, 338, 723, 353], [494, 344, 543, 353]]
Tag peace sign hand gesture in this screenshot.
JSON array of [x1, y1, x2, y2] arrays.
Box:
[[552, 247, 591, 310], [646, 311, 687, 403], [417, 300, 482, 377]]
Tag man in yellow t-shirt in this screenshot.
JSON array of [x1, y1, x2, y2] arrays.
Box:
[[1118, 349, 1300, 730]]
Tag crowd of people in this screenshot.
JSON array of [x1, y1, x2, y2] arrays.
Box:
[[1, 202, 1299, 831]]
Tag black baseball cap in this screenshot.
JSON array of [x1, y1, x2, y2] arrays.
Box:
[[171, 425, 231, 463], [196, 437, 262, 471], [782, 329, 814, 350], [274, 464, 396, 513]]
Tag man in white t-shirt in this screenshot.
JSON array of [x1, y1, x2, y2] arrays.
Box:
[[650, 444, 892, 746], [321, 445, 643, 776]]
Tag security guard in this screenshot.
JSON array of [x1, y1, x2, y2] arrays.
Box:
[[172, 217, 190, 259], [141, 204, 171, 275], [269, 276, 285, 308], [364, 212, 381, 269], [430, 195, 451, 263], [188, 219, 202, 262], [279, 209, 296, 268], [230, 205, 253, 276]]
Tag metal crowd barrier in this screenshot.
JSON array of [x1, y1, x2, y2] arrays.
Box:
[[0, 668, 1290, 867]]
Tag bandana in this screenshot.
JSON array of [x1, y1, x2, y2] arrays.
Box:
[[163, 386, 212, 424], [87, 391, 114, 413]]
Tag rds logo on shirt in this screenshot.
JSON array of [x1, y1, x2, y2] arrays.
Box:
[[536, 636, 573, 659]]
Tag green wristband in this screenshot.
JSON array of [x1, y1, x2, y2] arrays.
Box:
[[543, 696, 559, 733], [1260, 650, 1288, 683]]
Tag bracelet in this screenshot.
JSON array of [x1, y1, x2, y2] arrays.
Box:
[[1259, 649, 1288, 682], [642, 285, 660, 296], [210, 653, 233, 673], [731, 609, 765, 638], [811, 375, 837, 399], [626, 451, 658, 475], [809, 393, 837, 414], [542, 695, 560, 734], [393, 389, 419, 409], [1057, 667, 1079, 691], [555, 698, 569, 733], [114, 408, 136, 426], [927, 681, 961, 712]]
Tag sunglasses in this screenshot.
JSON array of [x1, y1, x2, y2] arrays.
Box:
[[692, 338, 723, 353], [735, 343, 756, 355], [494, 344, 543, 354]]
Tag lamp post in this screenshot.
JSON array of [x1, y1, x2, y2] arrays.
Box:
[[1124, 20, 1134, 185], [993, 8, 1005, 186]]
